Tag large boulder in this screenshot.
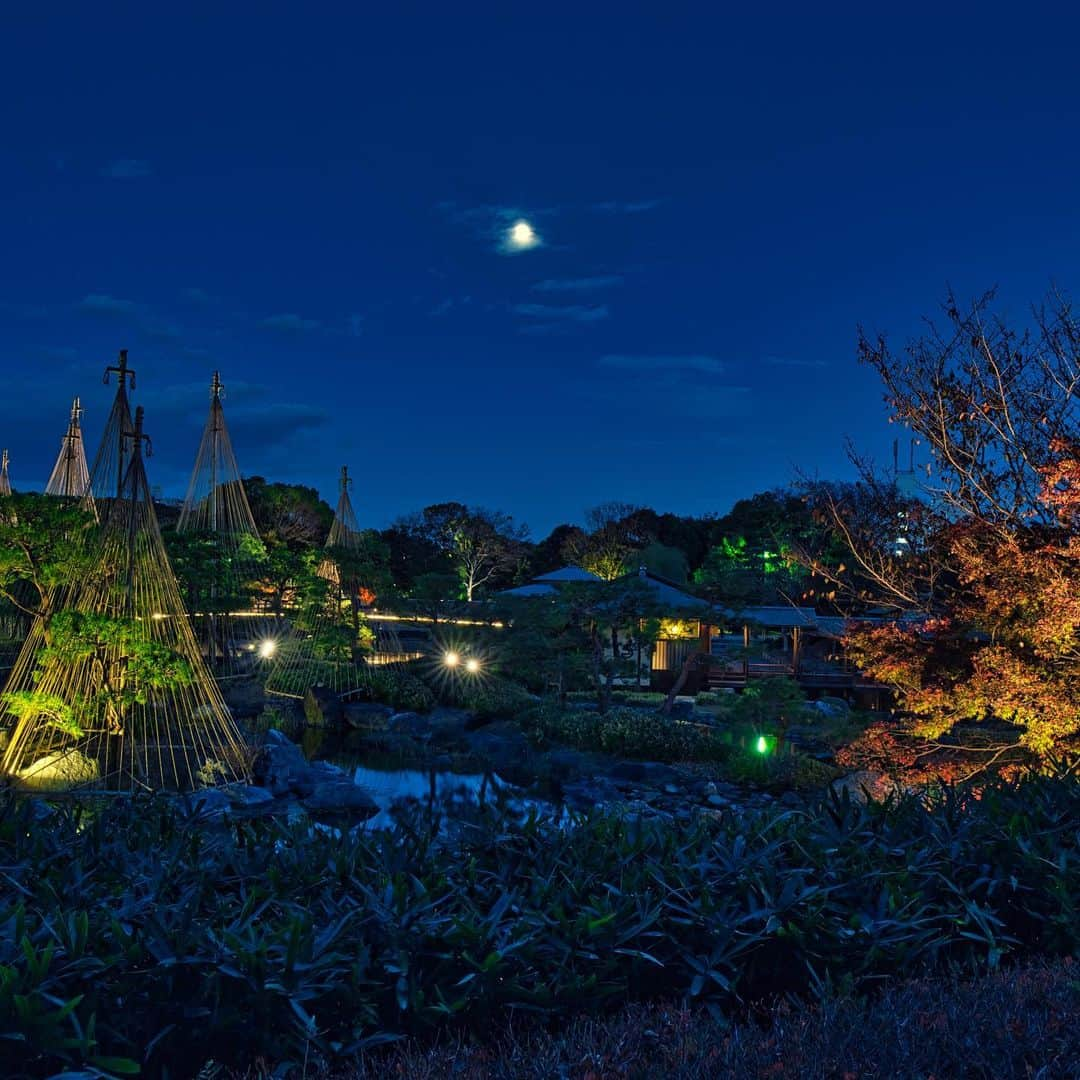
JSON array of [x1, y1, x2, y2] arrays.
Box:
[[18, 750, 100, 791], [181, 787, 232, 821], [304, 686, 344, 728], [428, 707, 474, 742], [388, 711, 432, 740], [252, 732, 309, 796], [465, 721, 532, 784], [302, 780, 378, 819], [343, 702, 393, 730], [222, 783, 275, 810]]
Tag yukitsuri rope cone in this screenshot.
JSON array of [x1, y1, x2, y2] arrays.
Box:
[[0, 355, 249, 793], [176, 371, 272, 675], [45, 397, 91, 500], [265, 465, 370, 698]]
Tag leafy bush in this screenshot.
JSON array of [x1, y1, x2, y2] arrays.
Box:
[[363, 667, 435, 713], [523, 703, 734, 763], [732, 676, 809, 725], [458, 676, 535, 720], [4, 770, 1080, 1074], [723, 747, 842, 790]]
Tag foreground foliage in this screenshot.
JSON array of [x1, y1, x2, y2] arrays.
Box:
[[3, 770, 1080, 1076]]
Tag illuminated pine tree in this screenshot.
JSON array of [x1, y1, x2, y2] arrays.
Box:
[[1, 369, 249, 792]]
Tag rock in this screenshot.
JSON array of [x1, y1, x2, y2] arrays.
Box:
[[830, 770, 893, 803], [302, 781, 378, 818], [252, 735, 308, 796], [428, 707, 474, 740], [182, 787, 232, 820], [465, 722, 532, 783], [220, 676, 265, 719], [706, 793, 728, 808], [389, 711, 432, 739], [562, 776, 622, 808], [18, 750, 100, 791], [304, 686, 344, 728], [663, 783, 681, 795], [607, 760, 681, 788], [703, 781, 719, 796], [542, 747, 600, 784], [343, 702, 393, 730], [223, 783, 275, 809]]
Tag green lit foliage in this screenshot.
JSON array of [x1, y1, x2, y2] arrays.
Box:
[[0, 493, 96, 626], [4, 612, 194, 739], [1, 691, 83, 738], [732, 677, 809, 726], [692, 491, 819, 605], [164, 526, 268, 614]]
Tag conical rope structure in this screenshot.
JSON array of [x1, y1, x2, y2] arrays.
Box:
[[265, 466, 372, 698], [45, 397, 92, 502], [176, 372, 272, 675], [0, 449, 11, 497], [86, 350, 137, 521], [0, 361, 250, 793]]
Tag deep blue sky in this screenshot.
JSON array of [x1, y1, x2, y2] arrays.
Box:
[[4, 4, 1080, 537]]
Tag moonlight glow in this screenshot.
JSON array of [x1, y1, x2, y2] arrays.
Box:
[[506, 218, 540, 252]]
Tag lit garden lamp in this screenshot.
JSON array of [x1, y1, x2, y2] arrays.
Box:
[[464, 657, 482, 675], [443, 650, 461, 669], [755, 735, 770, 755], [257, 638, 278, 660]]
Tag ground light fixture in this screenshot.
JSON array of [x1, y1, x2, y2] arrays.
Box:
[[755, 735, 769, 754], [464, 657, 482, 674], [443, 650, 461, 668], [257, 639, 277, 659]]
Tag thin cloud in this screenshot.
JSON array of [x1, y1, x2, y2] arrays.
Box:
[[765, 356, 829, 369], [532, 275, 624, 292], [227, 402, 331, 439], [592, 199, 663, 214], [77, 293, 138, 318], [260, 313, 322, 334], [100, 158, 152, 179], [599, 354, 725, 374], [514, 303, 609, 323]]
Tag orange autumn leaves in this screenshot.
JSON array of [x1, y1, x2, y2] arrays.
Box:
[[846, 440, 1080, 762]]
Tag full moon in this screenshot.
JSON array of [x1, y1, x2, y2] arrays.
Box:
[[507, 219, 539, 251]]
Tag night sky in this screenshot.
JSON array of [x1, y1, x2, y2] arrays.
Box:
[[5, 5, 1080, 537]]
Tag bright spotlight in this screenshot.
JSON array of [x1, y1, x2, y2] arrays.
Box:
[[257, 639, 277, 659], [443, 650, 461, 668], [755, 735, 769, 755], [465, 657, 481, 674]]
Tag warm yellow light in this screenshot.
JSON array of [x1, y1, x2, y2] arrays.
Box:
[[444, 650, 461, 667], [257, 639, 277, 659], [465, 657, 481, 674]]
